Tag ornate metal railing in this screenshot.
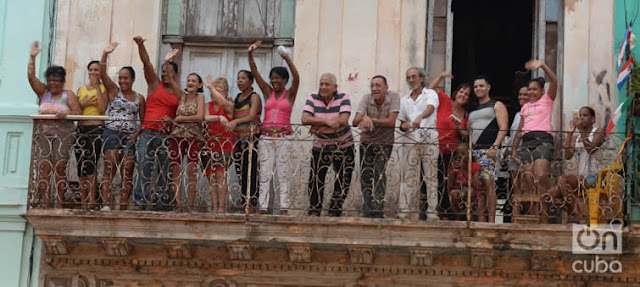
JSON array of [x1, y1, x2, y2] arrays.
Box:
[[27, 116, 629, 225]]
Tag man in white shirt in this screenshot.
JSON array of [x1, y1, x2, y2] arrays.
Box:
[[397, 67, 440, 220]]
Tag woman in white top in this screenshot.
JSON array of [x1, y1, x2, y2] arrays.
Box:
[[546, 106, 605, 223]]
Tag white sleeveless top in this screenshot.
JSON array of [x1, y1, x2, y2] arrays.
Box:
[[574, 127, 604, 176]]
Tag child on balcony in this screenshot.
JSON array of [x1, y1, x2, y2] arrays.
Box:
[[448, 144, 486, 221]]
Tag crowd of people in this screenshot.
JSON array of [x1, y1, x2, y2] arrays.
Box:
[[28, 37, 613, 223]]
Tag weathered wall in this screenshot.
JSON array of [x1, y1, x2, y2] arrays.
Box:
[[563, 0, 616, 131], [53, 0, 163, 96], [292, 0, 427, 124]]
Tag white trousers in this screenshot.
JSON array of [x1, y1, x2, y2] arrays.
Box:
[[398, 140, 439, 216], [258, 136, 292, 211]]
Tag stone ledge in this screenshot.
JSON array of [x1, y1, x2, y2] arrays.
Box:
[[21, 209, 638, 253]]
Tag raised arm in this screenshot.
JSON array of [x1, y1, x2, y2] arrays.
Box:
[[205, 75, 233, 114], [525, 60, 558, 100], [133, 36, 159, 92], [27, 41, 47, 98], [100, 42, 120, 102], [247, 41, 271, 96], [282, 52, 300, 101], [429, 71, 453, 91], [162, 49, 185, 100]]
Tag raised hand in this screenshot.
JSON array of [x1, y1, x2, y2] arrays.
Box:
[[164, 48, 180, 62], [525, 60, 543, 70], [441, 71, 454, 79], [30, 41, 40, 57], [133, 36, 146, 46], [104, 42, 119, 54], [205, 75, 214, 89], [247, 41, 262, 53]]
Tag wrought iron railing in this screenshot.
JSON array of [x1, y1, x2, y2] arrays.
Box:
[[27, 116, 630, 226]]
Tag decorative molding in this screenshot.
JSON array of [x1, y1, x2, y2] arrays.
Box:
[[102, 238, 130, 257], [286, 243, 311, 263], [165, 239, 192, 259], [409, 247, 434, 267], [226, 242, 251, 261], [470, 249, 494, 269], [44, 256, 640, 283], [42, 235, 68, 255], [531, 251, 558, 271], [349, 245, 374, 265]]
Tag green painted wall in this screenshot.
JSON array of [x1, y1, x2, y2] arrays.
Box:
[[0, 0, 54, 286]]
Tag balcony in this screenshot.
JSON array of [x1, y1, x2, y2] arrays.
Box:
[[23, 117, 640, 286]]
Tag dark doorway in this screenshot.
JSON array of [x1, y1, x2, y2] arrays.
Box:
[[451, 0, 533, 118]]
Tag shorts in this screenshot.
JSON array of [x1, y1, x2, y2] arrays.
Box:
[[584, 174, 598, 188], [169, 137, 203, 165], [473, 149, 500, 180], [75, 125, 103, 176], [201, 149, 232, 175], [102, 127, 135, 155], [518, 131, 554, 164]]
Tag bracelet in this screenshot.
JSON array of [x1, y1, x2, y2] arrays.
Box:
[[99, 62, 107, 66], [217, 115, 221, 121]]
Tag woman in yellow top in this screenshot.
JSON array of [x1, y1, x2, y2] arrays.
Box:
[[75, 60, 107, 209]]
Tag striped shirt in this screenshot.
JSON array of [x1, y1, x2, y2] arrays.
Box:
[[234, 91, 261, 141], [303, 91, 354, 150]]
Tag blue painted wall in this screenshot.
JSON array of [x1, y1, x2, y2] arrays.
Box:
[[0, 0, 54, 286]]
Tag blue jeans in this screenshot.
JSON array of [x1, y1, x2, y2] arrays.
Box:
[[134, 129, 170, 206]]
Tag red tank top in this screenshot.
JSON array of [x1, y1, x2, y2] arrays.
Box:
[[205, 101, 234, 152], [142, 82, 179, 131]]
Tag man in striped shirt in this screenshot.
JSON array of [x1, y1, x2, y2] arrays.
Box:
[[302, 73, 355, 216]]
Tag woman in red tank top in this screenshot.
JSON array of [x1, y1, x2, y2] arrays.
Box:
[[203, 76, 235, 213]]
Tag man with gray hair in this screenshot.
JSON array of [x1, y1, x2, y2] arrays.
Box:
[[397, 67, 440, 220], [302, 73, 355, 216]]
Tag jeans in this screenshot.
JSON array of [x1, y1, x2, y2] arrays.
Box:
[[134, 129, 170, 207], [308, 145, 355, 216], [359, 143, 393, 218], [234, 139, 259, 209]]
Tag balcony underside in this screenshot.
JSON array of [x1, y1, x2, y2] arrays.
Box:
[[25, 209, 640, 286]]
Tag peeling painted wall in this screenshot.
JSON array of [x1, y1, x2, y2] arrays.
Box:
[[563, 0, 616, 130], [53, 0, 162, 96], [291, 0, 427, 124]]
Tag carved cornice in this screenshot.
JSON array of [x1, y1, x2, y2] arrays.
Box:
[[165, 240, 192, 259], [287, 243, 311, 263], [102, 238, 130, 257], [227, 241, 252, 261], [470, 249, 494, 269], [349, 245, 374, 265], [41, 235, 68, 255], [45, 256, 639, 284], [409, 247, 434, 266]]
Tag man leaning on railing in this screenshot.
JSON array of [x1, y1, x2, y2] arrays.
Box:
[[302, 73, 355, 217], [352, 75, 400, 218]]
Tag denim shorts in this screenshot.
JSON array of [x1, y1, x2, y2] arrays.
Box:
[[518, 131, 554, 164], [103, 127, 135, 155], [585, 174, 598, 188]]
